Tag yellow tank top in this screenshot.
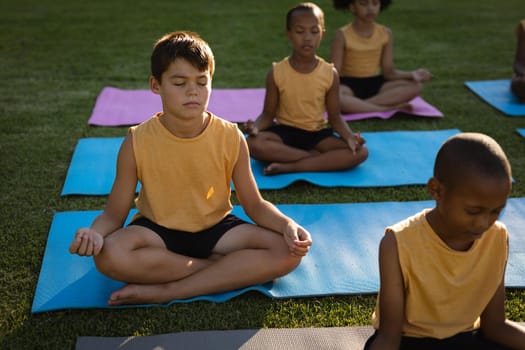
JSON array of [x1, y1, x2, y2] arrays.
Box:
[[130, 113, 241, 232], [273, 57, 333, 131], [371, 209, 508, 339], [340, 23, 389, 78]]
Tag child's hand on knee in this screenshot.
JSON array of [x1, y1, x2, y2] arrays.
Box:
[[283, 223, 312, 257], [346, 132, 365, 154], [69, 228, 104, 256], [243, 120, 259, 136], [412, 68, 432, 83]]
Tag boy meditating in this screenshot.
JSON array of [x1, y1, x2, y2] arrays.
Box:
[[366, 133, 525, 349], [244, 2, 368, 175], [68, 31, 312, 306]]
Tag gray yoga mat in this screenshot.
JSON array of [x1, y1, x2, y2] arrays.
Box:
[[75, 323, 525, 350], [75, 326, 375, 350]]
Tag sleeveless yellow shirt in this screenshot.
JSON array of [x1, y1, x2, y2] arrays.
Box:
[[273, 56, 333, 131], [372, 209, 508, 339], [339, 23, 389, 78], [129, 112, 241, 232]]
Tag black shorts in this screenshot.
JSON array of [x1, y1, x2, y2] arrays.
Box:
[[128, 214, 247, 259], [267, 124, 334, 150], [363, 329, 510, 350], [340, 75, 385, 99]]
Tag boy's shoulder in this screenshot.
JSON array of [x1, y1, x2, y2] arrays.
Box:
[[206, 113, 244, 145], [386, 208, 428, 235], [272, 56, 289, 69], [208, 113, 242, 132], [129, 112, 162, 134], [490, 220, 509, 239]]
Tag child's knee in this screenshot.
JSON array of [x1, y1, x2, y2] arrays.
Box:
[[411, 81, 423, 96], [351, 146, 368, 167], [275, 253, 302, 277], [93, 252, 114, 278], [358, 146, 369, 162], [246, 137, 266, 158], [268, 240, 303, 276], [94, 245, 125, 280]]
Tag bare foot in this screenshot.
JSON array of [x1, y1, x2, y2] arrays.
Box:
[[399, 102, 413, 112], [264, 163, 296, 175], [264, 150, 318, 175], [264, 162, 291, 175], [108, 283, 174, 306]]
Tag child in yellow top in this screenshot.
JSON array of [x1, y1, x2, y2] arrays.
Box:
[[330, 0, 432, 113], [244, 2, 368, 175], [366, 133, 525, 350], [68, 31, 312, 306], [511, 19, 525, 102]]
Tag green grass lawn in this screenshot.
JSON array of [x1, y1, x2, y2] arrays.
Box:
[[1, 0, 524, 348]]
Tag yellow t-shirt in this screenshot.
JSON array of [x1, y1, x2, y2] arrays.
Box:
[[339, 23, 389, 78], [129, 112, 241, 232], [273, 56, 333, 131], [372, 209, 508, 339]]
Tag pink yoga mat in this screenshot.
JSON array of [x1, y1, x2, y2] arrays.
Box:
[[88, 86, 443, 126]]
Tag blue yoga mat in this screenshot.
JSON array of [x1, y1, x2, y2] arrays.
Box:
[[465, 79, 525, 116], [32, 198, 525, 313], [61, 129, 460, 195]]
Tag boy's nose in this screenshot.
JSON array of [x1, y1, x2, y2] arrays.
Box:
[[473, 214, 493, 233], [187, 83, 198, 95]]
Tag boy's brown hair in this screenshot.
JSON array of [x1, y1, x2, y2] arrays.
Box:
[[151, 31, 215, 82]]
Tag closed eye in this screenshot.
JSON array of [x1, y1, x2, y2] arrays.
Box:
[[465, 209, 481, 216]]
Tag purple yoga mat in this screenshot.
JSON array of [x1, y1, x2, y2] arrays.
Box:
[[88, 86, 443, 126]]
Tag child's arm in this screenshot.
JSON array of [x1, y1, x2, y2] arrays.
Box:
[[381, 28, 432, 83], [231, 134, 312, 256], [325, 69, 365, 153], [368, 232, 405, 350], [480, 278, 525, 349], [329, 29, 345, 75], [244, 68, 279, 136], [514, 23, 525, 77], [69, 134, 138, 256]]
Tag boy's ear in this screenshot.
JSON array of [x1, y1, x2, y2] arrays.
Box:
[[427, 177, 442, 200], [150, 76, 161, 95]]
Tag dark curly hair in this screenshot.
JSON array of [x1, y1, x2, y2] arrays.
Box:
[[333, 0, 391, 11]]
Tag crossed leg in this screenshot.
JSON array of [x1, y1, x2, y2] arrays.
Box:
[[94, 223, 301, 305], [340, 80, 422, 114], [247, 133, 368, 175]]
